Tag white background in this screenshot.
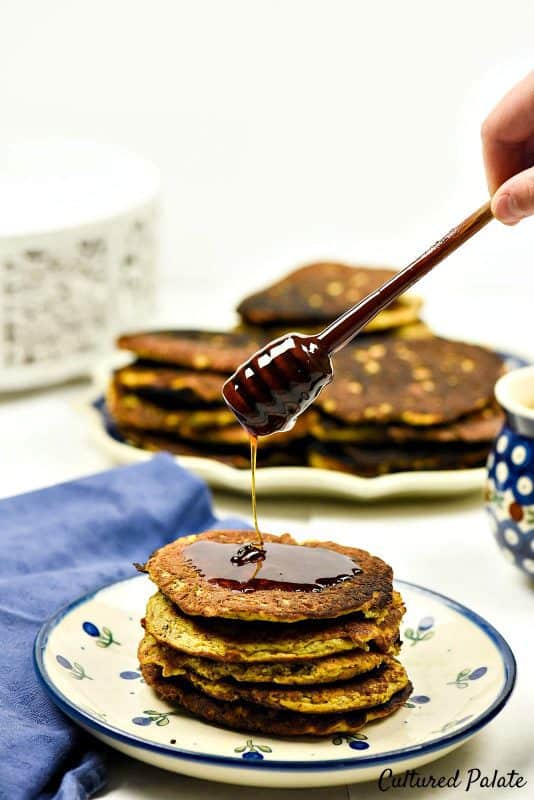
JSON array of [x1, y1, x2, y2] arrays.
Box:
[[0, 2, 533, 799], [1, 0, 533, 319]]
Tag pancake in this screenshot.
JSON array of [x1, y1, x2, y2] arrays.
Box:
[[234, 320, 432, 341], [107, 382, 235, 432], [117, 329, 262, 373], [308, 441, 491, 477], [108, 379, 312, 444], [310, 404, 504, 445], [143, 530, 393, 622], [114, 363, 224, 408], [236, 262, 422, 331], [117, 428, 306, 468], [170, 410, 315, 447], [144, 651, 408, 714], [141, 663, 412, 736], [144, 591, 404, 662], [384, 404, 503, 442], [391, 321, 433, 340], [317, 335, 504, 426], [139, 632, 397, 685]]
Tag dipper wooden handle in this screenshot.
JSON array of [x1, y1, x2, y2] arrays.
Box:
[[318, 201, 493, 355], [223, 200, 494, 437]]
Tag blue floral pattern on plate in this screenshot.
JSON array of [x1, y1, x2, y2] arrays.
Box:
[[332, 733, 370, 750], [432, 715, 473, 734], [132, 709, 180, 727], [82, 621, 121, 648], [404, 616, 435, 645], [447, 666, 487, 689], [405, 694, 431, 708], [55, 655, 92, 681], [234, 739, 272, 760]]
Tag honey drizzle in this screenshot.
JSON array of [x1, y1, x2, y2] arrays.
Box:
[[185, 540, 361, 592], [249, 434, 263, 546]]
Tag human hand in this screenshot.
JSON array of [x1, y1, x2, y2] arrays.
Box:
[[482, 71, 534, 224]]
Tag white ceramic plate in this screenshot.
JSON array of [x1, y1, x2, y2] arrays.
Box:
[[35, 575, 515, 789], [79, 351, 529, 501]]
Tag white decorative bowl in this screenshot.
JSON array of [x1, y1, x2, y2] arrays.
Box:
[[0, 140, 160, 391]]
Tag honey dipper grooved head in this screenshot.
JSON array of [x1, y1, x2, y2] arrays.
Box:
[[222, 333, 334, 437]]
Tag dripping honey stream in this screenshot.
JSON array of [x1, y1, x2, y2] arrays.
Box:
[[249, 434, 262, 545]]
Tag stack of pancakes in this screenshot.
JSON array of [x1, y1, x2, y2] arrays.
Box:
[[106, 261, 505, 475], [107, 329, 310, 468], [308, 334, 505, 476], [137, 530, 412, 736]]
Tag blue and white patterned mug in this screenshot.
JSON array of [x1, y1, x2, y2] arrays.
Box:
[[485, 366, 534, 576]]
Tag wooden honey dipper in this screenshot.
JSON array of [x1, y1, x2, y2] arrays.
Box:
[[223, 202, 493, 437]]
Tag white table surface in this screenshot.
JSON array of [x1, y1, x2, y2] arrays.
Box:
[[1, 288, 533, 800]]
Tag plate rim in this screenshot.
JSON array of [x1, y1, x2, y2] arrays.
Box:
[[77, 393, 487, 498], [34, 575, 517, 774]]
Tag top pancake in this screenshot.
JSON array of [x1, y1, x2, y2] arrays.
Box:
[[318, 335, 504, 426], [144, 530, 393, 623], [236, 262, 422, 329], [117, 330, 262, 373]]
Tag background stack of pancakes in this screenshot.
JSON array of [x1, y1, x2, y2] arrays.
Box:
[[309, 335, 504, 476], [106, 261, 505, 475], [107, 329, 310, 468], [137, 530, 412, 736]]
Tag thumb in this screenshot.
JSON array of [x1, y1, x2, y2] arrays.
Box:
[[491, 166, 534, 225]]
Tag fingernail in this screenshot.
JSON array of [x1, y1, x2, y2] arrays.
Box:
[[493, 192, 522, 225]]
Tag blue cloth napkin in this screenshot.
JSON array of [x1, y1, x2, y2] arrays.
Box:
[[0, 454, 248, 800]]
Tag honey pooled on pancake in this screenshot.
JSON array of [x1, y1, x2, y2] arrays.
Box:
[[142, 530, 393, 623]]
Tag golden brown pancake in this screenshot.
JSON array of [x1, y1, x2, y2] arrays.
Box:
[[144, 591, 404, 662], [107, 382, 235, 432], [141, 663, 412, 736], [310, 404, 504, 445], [308, 441, 490, 477], [117, 329, 262, 373], [154, 657, 409, 714], [390, 321, 433, 340], [236, 262, 421, 331], [143, 530, 393, 622], [108, 381, 311, 446], [117, 427, 307, 468], [317, 335, 504, 426], [114, 363, 225, 408], [139, 632, 397, 685], [235, 320, 432, 341], [161, 410, 313, 448]]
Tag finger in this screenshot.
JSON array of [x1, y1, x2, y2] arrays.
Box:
[[482, 138, 524, 196], [491, 165, 534, 224], [481, 70, 534, 193]]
